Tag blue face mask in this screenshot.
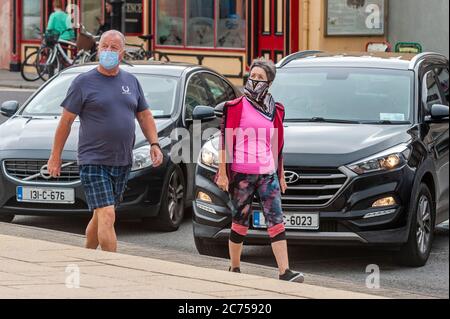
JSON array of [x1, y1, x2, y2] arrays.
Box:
[[99, 50, 120, 70]]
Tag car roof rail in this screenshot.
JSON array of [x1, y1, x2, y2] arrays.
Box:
[[276, 50, 323, 68], [408, 52, 448, 69]]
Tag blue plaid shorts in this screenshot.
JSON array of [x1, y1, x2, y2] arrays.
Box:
[[79, 165, 132, 212]]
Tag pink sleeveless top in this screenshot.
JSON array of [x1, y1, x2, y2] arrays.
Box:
[[231, 98, 276, 175]]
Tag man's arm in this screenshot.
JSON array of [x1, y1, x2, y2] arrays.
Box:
[[136, 109, 163, 167], [136, 109, 159, 144], [48, 109, 77, 177]]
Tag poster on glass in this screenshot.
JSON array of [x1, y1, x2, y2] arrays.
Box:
[[325, 0, 387, 36]]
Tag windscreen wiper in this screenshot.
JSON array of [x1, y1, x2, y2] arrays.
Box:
[[361, 120, 411, 125], [292, 117, 362, 124]]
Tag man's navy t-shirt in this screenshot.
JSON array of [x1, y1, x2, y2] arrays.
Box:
[[61, 68, 149, 166]]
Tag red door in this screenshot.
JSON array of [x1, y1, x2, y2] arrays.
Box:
[[256, 0, 285, 63]]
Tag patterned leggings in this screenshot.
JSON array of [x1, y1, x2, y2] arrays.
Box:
[[229, 171, 286, 243]]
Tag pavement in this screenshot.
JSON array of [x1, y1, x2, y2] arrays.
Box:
[[0, 69, 44, 90], [0, 233, 386, 299]]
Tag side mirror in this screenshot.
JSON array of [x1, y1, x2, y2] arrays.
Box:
[[214, 102, 226, 118], [429, 104, 449, 121], [0, 101, 19, 118], [192, 105, 216, 121]]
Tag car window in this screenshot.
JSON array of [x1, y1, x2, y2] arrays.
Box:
[[435, 67, 449, 106], [271, 68, 413, 123], [203, 73, 236, 106], [422, 70, 443, 113], [224, 79, 237, 100], [184, 73, 210, 120], [22, 72, 178, 117]]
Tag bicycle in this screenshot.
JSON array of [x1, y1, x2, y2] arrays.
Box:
[[124, 35, 170, 62], [20, 28, 49, 82], [21, 49, 43, 82], [75, 25, 100, 63], [36, 29, 94, 81]]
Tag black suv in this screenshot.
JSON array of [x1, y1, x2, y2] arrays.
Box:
[[193, 52, 449, 267], [0, 62, 240, 231]]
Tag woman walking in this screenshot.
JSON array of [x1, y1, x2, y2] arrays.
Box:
[[215, 58, 304, 283], [46, 0, 75, 41]]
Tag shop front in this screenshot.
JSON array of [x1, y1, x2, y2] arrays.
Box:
[[151, 0, 301, 85], [151, 0, 387, 85], [8, 0, 389, 85], [10, 0, 149, 72]]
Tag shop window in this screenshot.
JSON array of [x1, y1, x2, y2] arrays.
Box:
[[156, 0, 246, 50], [81, 0, 103, 35], [217, 0, 246, 48], [187, 0, 214, 47], [263, 0, 270, 34], [157, 0, 185, 46], [22, 0, 42, 40], [275, 0, 283, 35], [125, 0, 144, 35]]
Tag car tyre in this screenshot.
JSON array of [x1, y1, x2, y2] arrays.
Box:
[[143, 165, 185, 232], [0, 215, 14, 223], [397, 183, 435, 267]]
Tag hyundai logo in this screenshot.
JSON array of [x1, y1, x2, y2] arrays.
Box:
[[284, 171, 300, 184]]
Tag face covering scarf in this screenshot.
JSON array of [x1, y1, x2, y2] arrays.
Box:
[[244, 78, 276, 121]]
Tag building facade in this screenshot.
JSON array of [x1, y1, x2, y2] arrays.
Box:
[[388, 0, 449, 57], [0, 0, 13, 70], [2, 1, 446, 84]]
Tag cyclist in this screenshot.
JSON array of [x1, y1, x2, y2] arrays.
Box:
[[46, 0, 75, 41]]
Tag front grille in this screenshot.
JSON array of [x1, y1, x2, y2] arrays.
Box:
[[282, 167, 348, 207], [3, 160, 80, 184]]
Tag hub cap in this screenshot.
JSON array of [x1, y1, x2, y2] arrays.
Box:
[[167, 170, 184, 223], [416, 195, 432, 255]]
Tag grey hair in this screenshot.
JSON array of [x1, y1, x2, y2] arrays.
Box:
[[100, 30, 126, 48], [250, 58, 276, 82]]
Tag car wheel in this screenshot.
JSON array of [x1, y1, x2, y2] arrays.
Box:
[[143, 165, 186, 232], [0, 214, 14, 223], [194, 236, 229, 259], [397, 183, 435, 267]]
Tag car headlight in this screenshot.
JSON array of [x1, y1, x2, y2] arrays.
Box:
[[200, 138, 219, 169], [131, 145, 153, 171], [348, 143, 411, 175]]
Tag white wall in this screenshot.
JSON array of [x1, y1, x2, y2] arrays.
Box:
[[389, 0, 449, 57]]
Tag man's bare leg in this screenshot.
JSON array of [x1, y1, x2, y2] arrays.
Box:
[[96, 205, 117, 252], [85, 211, 99, 249]]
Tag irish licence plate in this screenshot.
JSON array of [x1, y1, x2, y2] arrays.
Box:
[[16, 186, 75, 204], [253, 211, 320, 230]]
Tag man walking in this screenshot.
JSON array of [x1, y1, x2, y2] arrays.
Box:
[[47, 30, 163, 252]]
